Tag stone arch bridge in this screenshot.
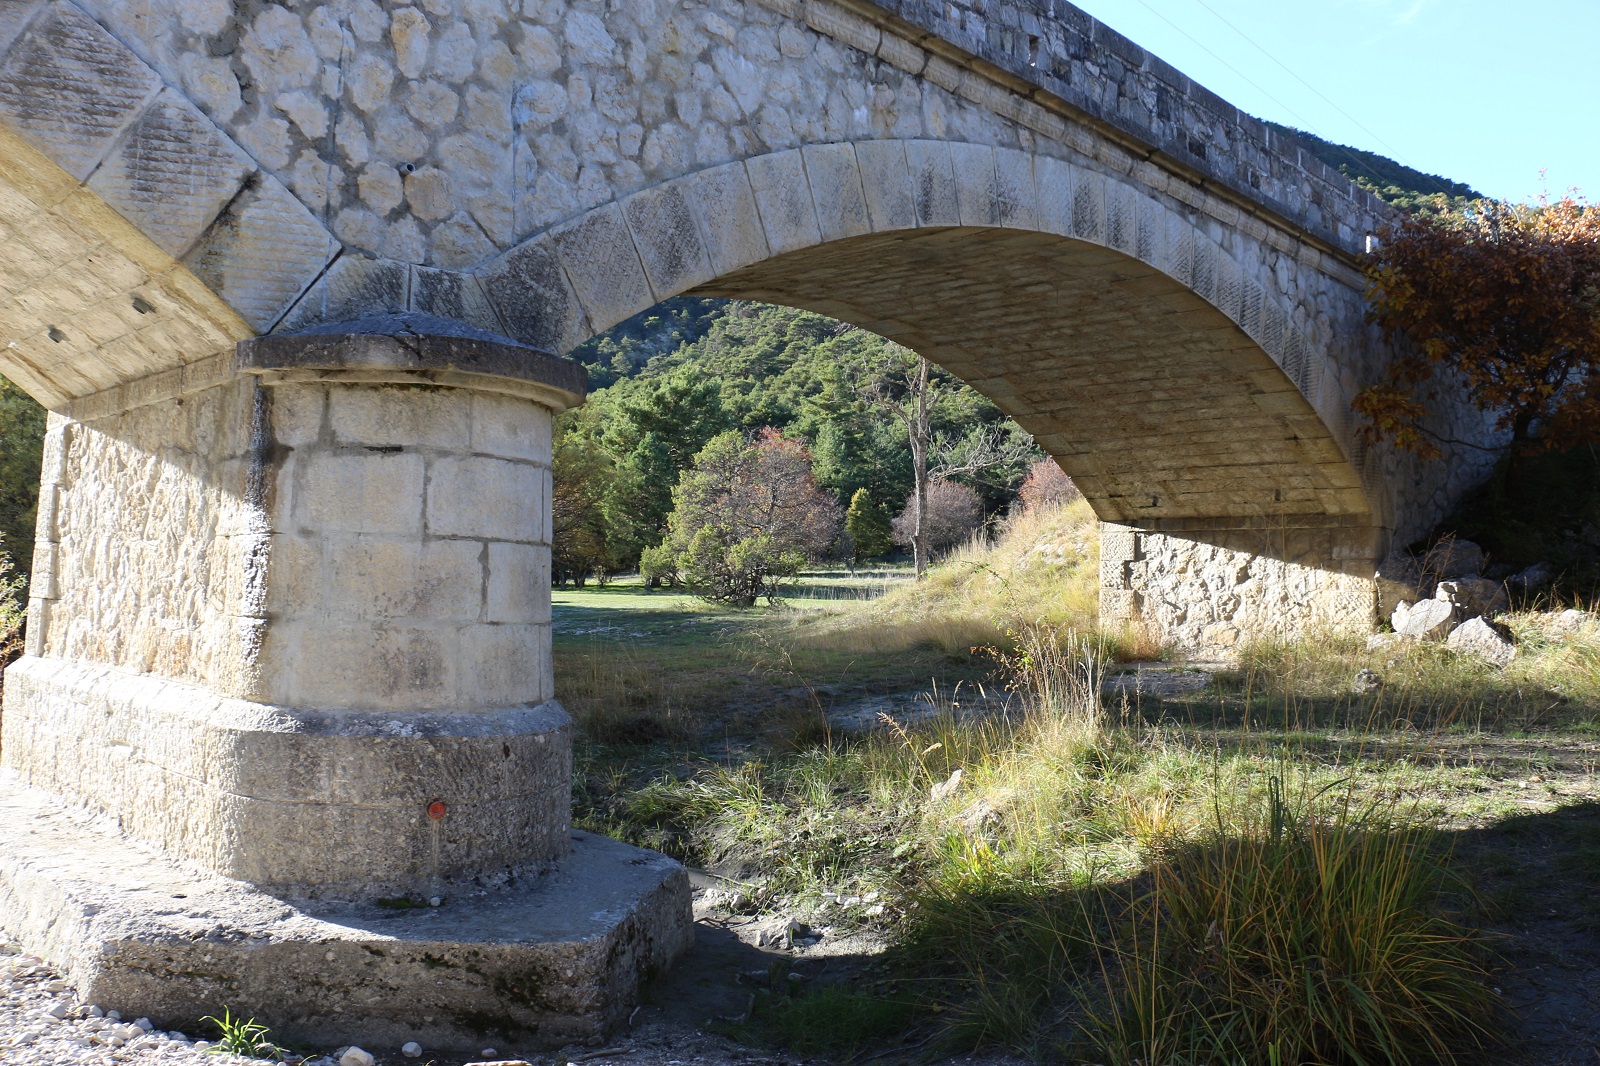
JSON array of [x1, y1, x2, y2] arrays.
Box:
[[0, 0, 1497, 1053]]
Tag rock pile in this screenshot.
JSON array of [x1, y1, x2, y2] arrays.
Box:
[[1375, 538, 1546, 668]]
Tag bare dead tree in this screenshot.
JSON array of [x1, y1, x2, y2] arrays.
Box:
[[929, 422, 1038, 488], [853, 344, 941, 578]]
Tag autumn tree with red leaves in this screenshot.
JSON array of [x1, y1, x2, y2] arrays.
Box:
[[1355, 195, 1600, 466], [1015, 457, 1081, 514]]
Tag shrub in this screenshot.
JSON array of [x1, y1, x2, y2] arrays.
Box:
[[0, 376, 44, 582], [651, 428, 841, 607], [892, 479, 982, 554], [0, 539, 25, 670], [1356, 194, 1600, 463], [1015, 457, 1080, 513], [551, 429, 614, 586]]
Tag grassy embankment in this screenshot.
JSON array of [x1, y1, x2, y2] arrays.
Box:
[[557, 499, 1600, 1064]]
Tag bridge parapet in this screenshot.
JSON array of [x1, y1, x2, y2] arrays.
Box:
[[865, 0, 1388, 255]]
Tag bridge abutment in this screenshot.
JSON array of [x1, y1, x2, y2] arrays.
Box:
[[1100, 519, 1383, 652], [0, 318, 693, 1052]]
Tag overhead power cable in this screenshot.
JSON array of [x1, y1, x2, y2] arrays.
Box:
[[1121, 0, 1429, 193], [1183, 0, 1411, 165]]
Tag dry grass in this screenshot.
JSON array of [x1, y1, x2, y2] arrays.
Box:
[[561, 524, 1599, 1062], [788, 499, 1161, 661], [1078, 782, 1495, 1066], [1223, 607, 1600, 733], [584, 624, 1506, 1062]]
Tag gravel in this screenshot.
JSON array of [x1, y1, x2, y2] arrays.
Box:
[[0, 943, 355, 1066]]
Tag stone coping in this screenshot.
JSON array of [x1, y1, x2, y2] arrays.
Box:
[[4, 655, 573, 738], [857, 0, 1387, 258], [239, 313, 588, 412]]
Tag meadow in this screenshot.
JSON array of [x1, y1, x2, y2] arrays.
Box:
[[556, 501, 1600, 1065]]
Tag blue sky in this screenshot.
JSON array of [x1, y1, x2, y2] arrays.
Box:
[[1069, 0, 1597, 203]]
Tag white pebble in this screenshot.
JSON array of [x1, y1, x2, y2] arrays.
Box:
[[340, 1047, 375, 1066], [401, 1041, 423, 1057], [133, 1017, 153, 1031]]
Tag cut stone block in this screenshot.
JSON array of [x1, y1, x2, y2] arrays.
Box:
[[181, 169, 341, 333], [85, 88, 252, 259], [3, 657, 574, 899], [0, 4, 160, 181], [0, 776, 693, 1054]]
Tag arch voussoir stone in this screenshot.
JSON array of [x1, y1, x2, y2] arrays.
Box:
[[620, 181, 718, 299], [678, 159, 774, 277], [478, 234, 594, 356], [801, 141, 873, 242], [854, 138, 918, 231], [747, 146, 825, 256]]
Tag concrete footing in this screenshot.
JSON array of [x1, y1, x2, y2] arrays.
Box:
[[0, 775, 694, 1053]]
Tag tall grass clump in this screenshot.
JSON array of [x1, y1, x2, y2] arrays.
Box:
[[1083, 778, 1498, 1066], [885, 632, 1500, 1063]]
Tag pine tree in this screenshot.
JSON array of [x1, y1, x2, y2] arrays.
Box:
[[844, 488, 894, 562], [0, 376, 43, 583]]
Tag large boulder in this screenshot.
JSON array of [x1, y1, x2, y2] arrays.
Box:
[[1423, 539, 1486, 581], [1446, 616, 1517, 668], [1507, 561, 1556, 597], [1393, 598, 1460, 641], [1375, 552, 1428, 618], [1436, 577, 1509, 619]]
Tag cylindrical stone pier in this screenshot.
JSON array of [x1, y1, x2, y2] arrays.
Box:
[[4, 315, 588, 900], [0, 317, 693, 1053]]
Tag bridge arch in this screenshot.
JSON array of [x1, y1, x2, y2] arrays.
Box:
[[0, 0, 1514, 1044], [462, 140, 1379, 529]]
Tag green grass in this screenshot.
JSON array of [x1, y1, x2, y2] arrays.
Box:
[[200, 1008, 281, 1060], [713, 981, 918, 1057], [554, 570, 991, 748]]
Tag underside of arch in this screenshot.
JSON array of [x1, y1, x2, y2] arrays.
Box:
[[0, 124, 252, 409], [692, 227, 1372, 525]]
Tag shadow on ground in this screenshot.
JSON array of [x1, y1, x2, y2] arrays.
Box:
[[1455, 802, 1600, 1065]]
